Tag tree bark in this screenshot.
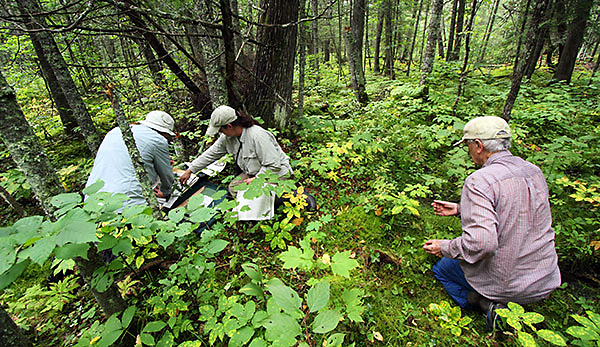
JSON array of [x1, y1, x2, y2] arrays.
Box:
[[137, 38, 163, 87], [420, 0, 444, 86], [374, 3, 385, 74], [311, 0, 320, 80], [383, 0, 394, 78], [298, 0, 307, 119], [513, 0, 532, 75], [449, 0, 465, 61], [248, 0, 299, 129], [446, 0, 459, 60], [219, 0, 240, 108], [502, 0, 551, 121], [0, 71, 127, 317], [451, 0, 478, 116], [344, 0, 369, 104], [479, 0, 500, 62], [17, 0, 102, 155], [418, 2, 430, 68], [0, 308, 32, 347], [553, 0, 594, 83], [406, 0, 424, 76]]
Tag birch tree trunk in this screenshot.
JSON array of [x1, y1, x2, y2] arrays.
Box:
[[248, 0, 299, 129], [384, 0, 394, 78], [0, 71, 127, 317], [553, 0, 594, 83], [420, 0, 444, 86], [502, 0, 551, 121], [298, 0, 307, 119]]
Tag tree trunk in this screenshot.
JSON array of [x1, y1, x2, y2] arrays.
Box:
[[298, 0, 307, 118], [248, 0, 299, 129], [451, 0, 478, 116], [553, 0, 593, 83], [137, 38, 163, 87], [219, 0, 240, 108], [0, 71, 128, 317], [384, 0, 394, 78], [311, 0, 320, 80], [479, 0, 500, 62], [502, 0, 551, 121], [0, 308, 32, 347], [446, 0, 459, 61], [418, 2, 430, 68], [17, 0, 102, 155], [449, 0, 465, 61], [406, 0, 424, 76], [344, 0, 369, 104], [29, 34, 78, 135], [420, 0, 444, 86], [589, 46, 600, 84], [439, 16, 446, 57], [374, 3, 385, 74], [554, 0, 568, 65], [513, 0, 532, 75]]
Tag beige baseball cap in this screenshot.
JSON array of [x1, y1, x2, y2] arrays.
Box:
[[140, 111, 175, 136], [206, 105, 238, 136], [453, 116, 511, 146]]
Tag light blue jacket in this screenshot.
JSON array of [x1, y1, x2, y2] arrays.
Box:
[[86, 124, 173, 207]]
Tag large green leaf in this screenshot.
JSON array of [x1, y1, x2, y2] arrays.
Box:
[[55, 209, 98, 246], [330, 251, 359, 278], [262, 312, 301, 346], [143, 321, 167, 333], [307, 281, 329, 313], [168, 207, 186, 223], [13, 216, 43, 244], [240, 282, 264, 299], [206, 239, 229, 255], [0, 259, 29, 290], [242, 263, 263, 282], [278, 246, 313, 271], [312, 310, 342, 334], [156, 231, 175, 248], [265, 278, 302, 317], [229, 326, 254, 347], [18, 235, 55, 265], [517, 331, 536, 347], [537, 329, 567, 346], [82, 180, 104, 195], [326, 333, 345, 347], [188, 207, 216, 224], [0, 242, 16, 274], [54, 243, 90, 260]]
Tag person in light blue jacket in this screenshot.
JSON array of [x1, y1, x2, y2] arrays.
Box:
[[86, 111, 175, 207]]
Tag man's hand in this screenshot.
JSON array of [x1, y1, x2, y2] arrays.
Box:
[[431, 200, 459, 216], [153, 187, 168, 199], [179, 169, 192, 185], [424, 240, 443, 257]]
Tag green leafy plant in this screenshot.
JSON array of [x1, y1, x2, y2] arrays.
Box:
[[566, 310, 600, 346], [427, 300, 472, 336], [496, 302, 567, 346]]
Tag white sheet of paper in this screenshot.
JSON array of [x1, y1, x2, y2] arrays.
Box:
[[234, 190, 275, 221]]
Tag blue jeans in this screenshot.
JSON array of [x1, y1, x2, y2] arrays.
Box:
[[432, 257, 476, 309]]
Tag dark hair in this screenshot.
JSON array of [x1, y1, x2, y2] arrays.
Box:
[[231, 110, 259, 128]]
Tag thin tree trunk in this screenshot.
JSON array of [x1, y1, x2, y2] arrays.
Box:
[[230, 0, 242, 53], [479, 0, 500, 63], [439, 15, 446, 57], [248, 0, 299, 129], [420, 0, 444, 86], [450, 0, 465, 61], [374, 3, 385, 74], [407, 0, 424, 76], [418, 1, 430, 67], [311, 0, 320, 80], [384, 0, 394, 77], [364, 1, 370, 72], [137, 38, 163, 87], [446, 0, 459, 60], [502, 0, 551, 121], [513, 0, 532, 75], [298, 0, 307, 119], [589, 47, 600, 84], [0, 184, 26, 218], [219, 0, 239, 107], [451, 0, 478, 116], [553, 0, 593, 83], [337, 0, 343, 79], [0, 308, 33, 347]]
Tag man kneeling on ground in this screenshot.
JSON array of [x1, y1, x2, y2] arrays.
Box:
[[423, 116, 561, 332]]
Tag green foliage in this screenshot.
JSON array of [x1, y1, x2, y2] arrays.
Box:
[[566, 311, 600, 346], [496, 302, 567, 346], [428, 300, 472, 336]]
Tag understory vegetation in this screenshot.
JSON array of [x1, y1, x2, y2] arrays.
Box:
[[1, 60, 600, 346]]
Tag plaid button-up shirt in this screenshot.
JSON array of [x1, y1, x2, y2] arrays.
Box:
[[440, 151, 561, 303]]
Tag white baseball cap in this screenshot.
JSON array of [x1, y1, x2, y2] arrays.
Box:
[[206, 105, 238, 136], [140, 111, 176, 136], [453, 116, 511, 146]]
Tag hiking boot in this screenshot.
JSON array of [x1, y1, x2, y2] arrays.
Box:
[[486, 302, 507, 332]]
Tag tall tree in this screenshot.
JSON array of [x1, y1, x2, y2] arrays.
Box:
[[449, 0, 466, 61], [502, 0, 551, 120], [406, 0, 424, 76], [17, 0, 102, 155], [298, 0, 308, 118], [451, 0, 478, 116], [373, 3, 385, 74], [383, 0, 394, 78], [344, 0, 369, 103], [311, 0, 320, 80], [479, 0, 500, 62], [553, 0, 594, 82], [446, 0, 459, 60], [420, 0, 444, 86], [0, 70, 128, 317], [248, 0, 299, 129]]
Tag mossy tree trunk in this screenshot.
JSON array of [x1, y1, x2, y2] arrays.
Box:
[[248, 0, 299, 129], [0, 308, 32, 347], [17, 0, 102, 155]]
